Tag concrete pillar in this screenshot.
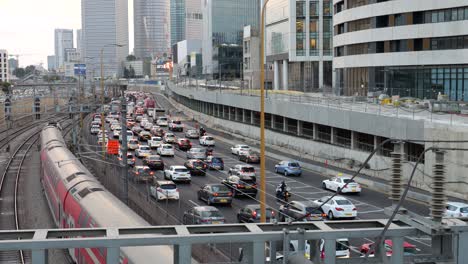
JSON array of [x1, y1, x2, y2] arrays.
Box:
[[331, 127, 336, 144], [351, 131, 357, 149], [374, 135, 378, 152], [282, 59, 288, 90], [271, 115, 275, 129], [319, 0, 324, 91], [319, 61, 324, 91], [274, 60, 280, 90], [283, 116, 288, 132], [251, 111, 255, 125], [228, 106, 231, 120], [234, 108, 238, 121], [313, 123, 318, 140], [297, 120, 303, 136], [242, 109, 246, 123]]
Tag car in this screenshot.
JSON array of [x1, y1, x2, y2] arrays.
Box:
[[184, 159, 207, 176], [131, 166, 154, 183], [140, 118, 149, 127], [126, 118, 136, 128], [289, 239, 350, 259], [143, 155, 165, 170], [444, 202, 468, 218], [139, 131, 152, 141], [150, 125, 161, 135], [164, 165, 191, 182], [150, 181, 179, 201], [278, 201, 326, 222], [222, 175, 257, 197], [239, 151, 260, 163], [228, 164, 256, 178], [156, 116, 169, 126], [91, 120, 102, 127], [312, 196, 357, 220], [199, 135, 215, 146], [90, 125, 100, 135], [119, 130, 134, 142], [206, 156, 224, 170], [144, 122, 153, 131], [163, 133, 177, 144], [110, 122, 120, 131], [151, 127, 165, 137], [231, 144, 251, 155], [149, 136, 163, 149], [186, 147, 207, 160], [197, 184, 233, 205], [322, 175, 362, 194], [113, 127, 122, 138], [237, 204, 275, 223], [118, 151, 136, 167], [360, 239, 418, 257], [185, 129, 200, 139], [135, 145, 152, 158], [157, 144, 175, 157], [168, 120, 184, 132], [127, 138, 139, 150], [176, 138, 192, 151], [97, 136, 108, 145], [131, 125, 143, 135], [274, 161, 302, 177], [182, 206, 225, 225], [135, 114, 143, 122]]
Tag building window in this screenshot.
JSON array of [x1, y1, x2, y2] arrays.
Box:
[[296, 1, 306, 17], [323, 0, 332, 16], [310, 1, 318, 17]]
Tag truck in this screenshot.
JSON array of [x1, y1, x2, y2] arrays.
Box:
[[151, 108, 166, 118], [144, 97, 156, 110]]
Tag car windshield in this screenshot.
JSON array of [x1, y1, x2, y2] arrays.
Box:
[[240, 146, 249, 149], [159, 117, 167, 121], [306, 207, 323, 214], [147, 156, 160, 161], [137, 168, 150, 175], [193, 161, 204, 167], [289, 162, 300, 167], [205, 137, 214, 140], [193, 149, 204, 153], [188, 130, 197, 133], [335, 199, 352, 205], [254, 208, 273, 218], [160, 184, 177, 190], [461, 207, 468, 213], [212, 158, 223, 163], [175, 168, 188, 172], [163, 145, 172, 149], [211, 185, 229, 192], [173, 121, 181, 124], [336, 241, 350, 251], [129, 140, 138, 144], [127, 154, 134, 158], [201, 210, 223, 218], [140, 146, 150, 150], [241, 167, 255, 172], [241, 179, 256, 185], [167, 135, 175, 138], [343, 179, 356, 184]]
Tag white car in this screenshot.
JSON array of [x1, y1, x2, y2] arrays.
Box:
[[120, 130, 134, 142], [150, 181, 180, 201], [157, 144, 175, 157], [289, 238, 350, 259], [231, 144, 250, 155], [312, 196, 357, 220], [164, 166, 191, 182], [113, 127, 122, 138], [141, 119, 149, 127], [127, 139, 139, 150], [444, 202, 468, 218], [90, 125, 100, 135], [322, 176, 362, 194], [135, 145, 152, 158], [149, 137, 163, 149], [163, 133, 177, 144], [199, 135, 215, 146], [228, 164, 256, 178], [156, 116, 169, 126], [110, 122, 120, 131], [144, 122, 153, 131]]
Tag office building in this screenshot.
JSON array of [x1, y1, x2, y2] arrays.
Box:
[[185, 0, 203, 41], [8, 58, 18, 75], [47, 56, 56, 71], [202, 0, 260, 78], [0, 50, 8, 82], [77, 29, 83, 55], [265, 0, 333, 92], [64, 48, 81, 63], [243, 26, 261, 89], [333, 0, 468, 101], [173, 40, 202, 76], [54, 29, 74, 69], [134, 0, 171, 60], [171, 0, 185, 45], [82, 0, 129, 78]]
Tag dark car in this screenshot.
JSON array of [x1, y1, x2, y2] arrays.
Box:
[[239, 151, 260, 163], [237, 204, 275, 223], [143, 155, 165, 170], [184, 159, 207, 175], [139, 131, 152, 141], [182, 206, 225, 225], [207, 156, 224, 170], [222, 175, 258, 197], [278, 201, 325, 222], [177, 138, 192, 151], [197, 184, 233, 205], [131, 166, 154, 183]]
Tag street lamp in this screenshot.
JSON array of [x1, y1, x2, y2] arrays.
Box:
[[259, 0, 272, 223], [100, 43, 126, 158]]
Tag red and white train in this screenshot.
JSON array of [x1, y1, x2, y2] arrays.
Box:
[[40, 123, 176, 263]]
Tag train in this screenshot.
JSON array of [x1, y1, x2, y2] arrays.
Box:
[[39, 123, 179, 263]]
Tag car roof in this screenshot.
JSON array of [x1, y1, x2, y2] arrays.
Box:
[[237, 164, 254, 168], [447, 202, 468, 207], [156, 180, 175, 185], [193, 206, 219, 211], [385, 240, 415, 248], [172, 165, 187, 169], [188, 159, 202, 162], [292, 201, 316, 206], [245, 204, 272, 210], [135, 166, 149, 169]]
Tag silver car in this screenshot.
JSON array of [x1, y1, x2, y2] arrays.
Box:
[[185, 129, 200, 139], [187, 147, 207, 160], [182, 206, 225, 225]]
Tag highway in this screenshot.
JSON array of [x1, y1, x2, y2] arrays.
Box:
[[85, 92, 433, 259]]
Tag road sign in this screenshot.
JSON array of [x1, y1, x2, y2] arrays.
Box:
[[74, 64, 86, 76], [107, 140, 119, 155]]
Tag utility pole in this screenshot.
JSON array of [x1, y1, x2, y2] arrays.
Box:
[[120, 85, 128, 204]]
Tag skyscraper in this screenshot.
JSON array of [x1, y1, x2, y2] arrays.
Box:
[[54, 29, 74, 69], [185, 0, 203, 41], [171, 0, 185, 45], [82, 0, 129, 78], [134, 0, 171, 60], [76, 29, 83, 55]]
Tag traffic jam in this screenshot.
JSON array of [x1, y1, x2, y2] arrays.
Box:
[[88, 91, 431, 259]]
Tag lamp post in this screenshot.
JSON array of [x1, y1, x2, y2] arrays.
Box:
[[100, 43, 125, 158], [259, 0, 271, 223]]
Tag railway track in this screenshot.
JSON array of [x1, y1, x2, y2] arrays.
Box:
[[0, 118, 72, 263]]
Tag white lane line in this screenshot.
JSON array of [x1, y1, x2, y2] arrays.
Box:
[[358, 209, 385, 214], [292, 191, 328, 195], [188, 200, 200, 207]]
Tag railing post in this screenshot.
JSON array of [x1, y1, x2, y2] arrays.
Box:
[[32, 249, 48, 264], [174, 243, 192, 264], [391, 237, 404, 264], [323, 239, 336, 264]]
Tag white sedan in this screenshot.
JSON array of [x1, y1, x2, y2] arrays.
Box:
[[164, 166, 191, 182], [157, 144, 175, 157], [322, 176, 362, 194], [150, 181, 180, 201], [135, 145, 152, 158], [313, 196, 357, 220], [444, 202, 468, 218], [231, 144, 250, 155], [149, 136, 163, 149], [199, 135, 215, 146]]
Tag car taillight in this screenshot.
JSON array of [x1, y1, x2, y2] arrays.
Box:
[[227, 192, 232, 196], [236, 184, 242, 188], [133, 158, 136, 161], [252, 184, 257, 188], [213, 192, 219, 197], [271, 211, 275, 216], [252, 211, 257, 218], [352, 208, 357, 211], [135, 172, 139, 175], [150, 171, 154, 175], [321, 213, 327, 217], [201, 219, 210, 223], [335, 207, 344, 211]]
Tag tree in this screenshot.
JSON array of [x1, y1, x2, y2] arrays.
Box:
[[25, 65, 36, 75], [0, 82, 11, 95], [129, 65, 136, 78], [13, 68, 26, 78], [126, 55, 136, 61], [123, 67, 130, 78]]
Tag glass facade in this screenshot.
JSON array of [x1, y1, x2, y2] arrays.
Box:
[[266, 0, 289, 56], [171, 0, 185, 45], [310, 0, 319, 56], [323, 0, 333, 56]]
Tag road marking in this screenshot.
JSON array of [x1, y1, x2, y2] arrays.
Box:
[[358, 209, 385, 214], [292, 191, 328, 195], [188, 200, 200, 207]]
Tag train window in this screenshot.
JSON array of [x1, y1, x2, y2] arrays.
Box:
[[66, 172, 86, 182], [78, 188, 91, 198], [45, 139, 61, 145], [47, 146, 62, 151], [89, 188, 104, 193]]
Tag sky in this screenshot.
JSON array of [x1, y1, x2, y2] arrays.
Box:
[[0, 0, 134, 67]]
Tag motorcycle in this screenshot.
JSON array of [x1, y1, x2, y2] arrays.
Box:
[[276, 186, 291, 203]]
